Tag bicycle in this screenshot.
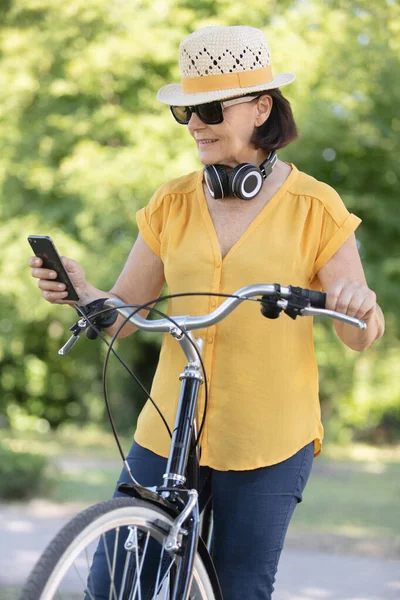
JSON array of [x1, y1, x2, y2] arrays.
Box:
[[20, 283, 366, 600]]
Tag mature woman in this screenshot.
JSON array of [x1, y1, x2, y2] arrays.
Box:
[[29, 25, 384, 600]]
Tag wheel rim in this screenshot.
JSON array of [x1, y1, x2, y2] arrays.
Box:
[[39, 505, 208, 600]]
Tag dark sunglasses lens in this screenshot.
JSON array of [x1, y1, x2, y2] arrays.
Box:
[[197, 102, 223, 124], [170, 105, 191, 124]]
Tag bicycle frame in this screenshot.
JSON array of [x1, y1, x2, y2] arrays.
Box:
[[116, 329, 213, 600], [55, 284, 365, 600], [157, 355, 204, 600]]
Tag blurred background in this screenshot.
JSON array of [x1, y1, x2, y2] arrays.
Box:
[[0, 0, 399, 598]]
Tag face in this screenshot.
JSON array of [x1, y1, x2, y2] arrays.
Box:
[[187, 95, 272, 168]]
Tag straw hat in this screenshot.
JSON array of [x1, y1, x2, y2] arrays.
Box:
[[157, 25, 295, 106]]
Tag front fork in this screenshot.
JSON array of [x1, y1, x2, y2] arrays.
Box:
[[162, 374, 203, 600], [160, 331, 204, 600], [119, 500, 200, 600], [119, 331, 205, 600]]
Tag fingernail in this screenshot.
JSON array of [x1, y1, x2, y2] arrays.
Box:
[[49, 272, 57, 278], [57, 284, 65, 289]]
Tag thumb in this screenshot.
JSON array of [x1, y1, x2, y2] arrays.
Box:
[[61, 256, 79, 274]]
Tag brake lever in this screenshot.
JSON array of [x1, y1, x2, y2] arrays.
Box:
[[301, 305, 367, 330], [58, 317, 89, 356], [277, 300, 367, 330]]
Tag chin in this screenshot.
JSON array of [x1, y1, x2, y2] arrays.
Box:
[[198, 152, 229, 166], [198, 154, 208, 165], [198, 153, 217, 165]]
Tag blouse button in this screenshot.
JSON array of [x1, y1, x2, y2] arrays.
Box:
[[215, 261, 221, 268], [211, 300, 217, 307], [207, 336, 214, 343]]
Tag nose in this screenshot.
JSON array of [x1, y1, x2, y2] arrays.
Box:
[[187, 110, 207, 134]]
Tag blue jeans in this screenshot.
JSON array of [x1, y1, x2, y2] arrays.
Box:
[[88, 440, 314, 599]]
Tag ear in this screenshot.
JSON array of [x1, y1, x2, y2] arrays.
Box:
[[255, 94, 272, 127]]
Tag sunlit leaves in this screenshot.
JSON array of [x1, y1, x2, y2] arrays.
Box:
[[0, 0, 399, 440]]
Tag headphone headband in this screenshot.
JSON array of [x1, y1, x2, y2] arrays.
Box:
[[260, 152, 278, 179]]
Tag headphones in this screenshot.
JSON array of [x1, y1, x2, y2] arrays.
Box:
[[204, 152, 277, 201]]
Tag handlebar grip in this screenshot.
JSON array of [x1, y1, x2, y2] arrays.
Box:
[[289, 286, 326, 309], [76, 298, 118, 340]]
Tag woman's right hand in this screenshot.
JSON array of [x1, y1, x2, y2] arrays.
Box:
[[28, 256, 87, 304]]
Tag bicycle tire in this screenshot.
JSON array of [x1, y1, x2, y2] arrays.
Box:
[[20, 496, 218, 600]]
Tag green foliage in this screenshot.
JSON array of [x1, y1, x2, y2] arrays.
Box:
[[0, 442, 49, 499], [0, 0, 399, 441], [314, 322, 400, 445], [279, 0, 400, 323]]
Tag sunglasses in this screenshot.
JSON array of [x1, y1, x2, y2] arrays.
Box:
[[170, 95, 260, 125]]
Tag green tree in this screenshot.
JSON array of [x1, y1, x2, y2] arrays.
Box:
[[1, 0, 399, 441]]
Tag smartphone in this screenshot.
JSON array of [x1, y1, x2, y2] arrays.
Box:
[[28, 235, 79, 301]]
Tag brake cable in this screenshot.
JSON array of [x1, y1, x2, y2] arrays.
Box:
[[75, 291, 270, 472]]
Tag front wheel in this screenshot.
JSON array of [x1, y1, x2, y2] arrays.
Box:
[[20, 497, 218, 600]]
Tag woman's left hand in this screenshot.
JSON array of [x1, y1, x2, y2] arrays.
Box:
[[325, 278, 377, 323]]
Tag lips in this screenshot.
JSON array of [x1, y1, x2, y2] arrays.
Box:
[[197, 139, 218, 146]]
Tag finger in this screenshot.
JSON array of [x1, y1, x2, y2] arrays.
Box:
[[61, 256, 75, 272], [42, 290, 69, 302], [345, 290, 368, 318], [28, 257, 43, 267], [326, 280, 347, 311], [335, 284, 362, 314], [38, 280, 66, 292], [355, 293, 376, 320], [31, 268, 59, 280]]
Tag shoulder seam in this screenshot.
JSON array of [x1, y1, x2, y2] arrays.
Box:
[[287, 189, 342, 227], [156, 172, 200, 203], [153, 186, 197, 208], [164, 182, 198, 198], [146, 175, 199, 217]]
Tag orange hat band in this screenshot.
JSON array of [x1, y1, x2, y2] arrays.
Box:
[[181, 66, 273, 94]]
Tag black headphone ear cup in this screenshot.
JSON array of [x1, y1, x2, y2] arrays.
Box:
[[204, 165, 230, 199], [230, 164, 264, 200]]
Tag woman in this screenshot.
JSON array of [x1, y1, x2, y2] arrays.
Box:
[[29, 25, 384, 600]]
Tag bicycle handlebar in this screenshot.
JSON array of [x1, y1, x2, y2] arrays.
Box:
[[104, 284, 366, 333], [58, 284, 366, 356]]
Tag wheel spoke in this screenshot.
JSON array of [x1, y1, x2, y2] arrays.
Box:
[[152, 543, 165, 599], [130, 528, 150, 600], [118, 550, 133, 600], [111, 526, 120, 597], [154, 558, 174, 599], [102, 532, 119, 600], [72, 561, 96, 600], [85, 546, 96, 600]]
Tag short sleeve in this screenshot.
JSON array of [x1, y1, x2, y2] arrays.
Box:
[[311, 186, 361, 280], [136, 186, 171, 257]]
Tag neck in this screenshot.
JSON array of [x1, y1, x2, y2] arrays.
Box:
[[221, 151, 276, 176], [218, 148, 272, 170]]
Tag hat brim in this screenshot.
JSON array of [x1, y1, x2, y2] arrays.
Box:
[[157, 73, 295, 106]]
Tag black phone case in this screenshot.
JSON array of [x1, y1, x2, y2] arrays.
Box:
[[28, 235, 79, 301]]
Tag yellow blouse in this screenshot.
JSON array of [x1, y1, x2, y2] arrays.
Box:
[[134, 164, 361, 470]]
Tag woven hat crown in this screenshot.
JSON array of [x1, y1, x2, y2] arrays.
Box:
[[179, 26, 271, 79], [157, 25, 295, 106]]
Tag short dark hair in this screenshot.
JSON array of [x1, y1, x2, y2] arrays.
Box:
[[250, 88, 298, 151]]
